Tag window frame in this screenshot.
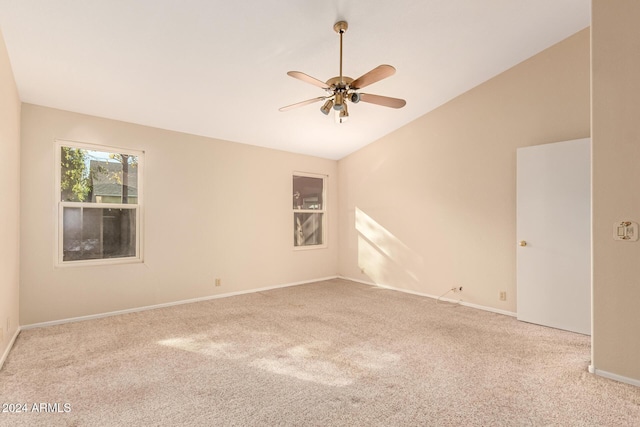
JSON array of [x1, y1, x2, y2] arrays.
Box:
[[55, 139, 144, 267], [292, 171, 327, 250]]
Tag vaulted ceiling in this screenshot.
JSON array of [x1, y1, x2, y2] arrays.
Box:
[[0, 1, 590, 159]]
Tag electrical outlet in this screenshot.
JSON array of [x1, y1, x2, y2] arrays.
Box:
[[499, 291, 507, 301], [215, 278, 221, 287], [451, 286, 463, 293]]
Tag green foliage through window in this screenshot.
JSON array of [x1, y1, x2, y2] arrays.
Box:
[[58, 142, 143, 264], [60, 147, 91, 202]]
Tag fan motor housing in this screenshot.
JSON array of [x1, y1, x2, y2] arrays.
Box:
[[326, 76, 354, 90]]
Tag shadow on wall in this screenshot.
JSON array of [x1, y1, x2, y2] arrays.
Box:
[[355, 207, 423, 290]]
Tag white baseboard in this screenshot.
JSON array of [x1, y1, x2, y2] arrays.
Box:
[[20, 275, 516, 331], [22, 276, 340, 330], [588, 365, 640, 387], [459, 300, 517, 317], [0, 327, 21, 371], [339, 276, 517, 317]]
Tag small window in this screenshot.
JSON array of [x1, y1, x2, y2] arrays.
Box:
[[56, 141, 143, 265], [293, 173, 326, 248]]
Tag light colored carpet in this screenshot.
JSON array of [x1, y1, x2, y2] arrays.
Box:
[[1, 279, 639, 426]]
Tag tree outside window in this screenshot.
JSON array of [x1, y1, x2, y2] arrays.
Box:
[[57, 141, 143, 265]]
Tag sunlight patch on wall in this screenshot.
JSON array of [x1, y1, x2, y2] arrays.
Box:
[[356, 207, 423, 289]]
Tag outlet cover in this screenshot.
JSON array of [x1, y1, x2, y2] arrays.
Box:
[[499, 291, 507, 301]]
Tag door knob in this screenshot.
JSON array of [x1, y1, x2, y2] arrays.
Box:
[[519, 240, 527, 247]]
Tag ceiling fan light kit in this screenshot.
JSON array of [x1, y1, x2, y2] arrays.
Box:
[[320, 99, 334, 115], [279, 20, 406, 122]]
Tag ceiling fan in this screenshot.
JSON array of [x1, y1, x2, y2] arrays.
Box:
[[279, 21, 406, 123]]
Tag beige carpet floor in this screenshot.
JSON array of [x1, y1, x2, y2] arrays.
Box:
[[1, 278, 639, 426]]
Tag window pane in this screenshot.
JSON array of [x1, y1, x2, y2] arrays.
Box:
[[62, 207, 83, 256], [293, 176, 323, 210], [294, 213, 323, 246], [63, 207, 136, 261], [61, 147, 139, 204]]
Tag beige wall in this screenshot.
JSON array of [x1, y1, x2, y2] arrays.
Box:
[[338, 29, 590, 313], [0, 29, 21, 362], [591, 1, 640, 382], [20, 104, 338, 325]]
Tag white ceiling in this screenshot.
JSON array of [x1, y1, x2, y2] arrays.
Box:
[[0, 1, 590, 159]]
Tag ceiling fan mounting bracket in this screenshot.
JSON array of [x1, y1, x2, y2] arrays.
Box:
[[333, 21, 348, 34]]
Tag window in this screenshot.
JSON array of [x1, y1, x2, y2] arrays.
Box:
[[293, 173, 326, 248], [56, 141, 143, 265]]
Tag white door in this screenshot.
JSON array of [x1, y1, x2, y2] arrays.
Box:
[[516, 138, 591, 335]]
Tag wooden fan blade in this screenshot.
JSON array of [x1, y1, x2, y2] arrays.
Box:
[[279, 97, 326, 112], [351, 65, 396, 89], [359, 93, 406, 109], [287, 71, 329, 89]]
